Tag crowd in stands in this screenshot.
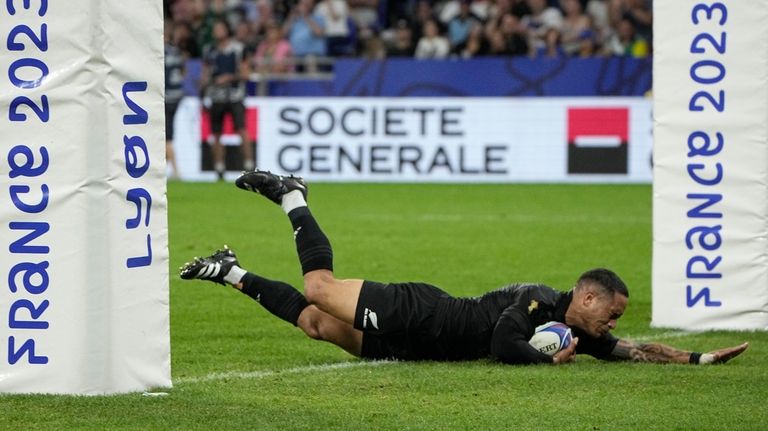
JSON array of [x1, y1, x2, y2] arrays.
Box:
[[164, 0, 652, 72], [163, 0, 652, 178]]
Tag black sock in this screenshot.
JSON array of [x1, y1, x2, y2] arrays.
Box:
[[287, 206, 333, 274], [240, 272, 309, 326]]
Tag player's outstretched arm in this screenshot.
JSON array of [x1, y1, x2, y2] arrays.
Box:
[[701, 342, 750, 364], [609, 339, 749, 364]]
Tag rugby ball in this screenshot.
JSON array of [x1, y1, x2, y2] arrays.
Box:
[[529, 321, 573, 356]]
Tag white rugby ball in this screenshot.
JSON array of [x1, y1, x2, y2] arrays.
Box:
[[529, 321, 573, 356]]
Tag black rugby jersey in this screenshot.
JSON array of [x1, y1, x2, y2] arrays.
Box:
[[431, 284, 619, 364]]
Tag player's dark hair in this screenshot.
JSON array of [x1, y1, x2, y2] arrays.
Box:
[[576, 268, 629, 298]]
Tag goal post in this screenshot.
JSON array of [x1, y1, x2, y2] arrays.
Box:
[[0, 0, 170, 394], [653, 0, 768, 330]]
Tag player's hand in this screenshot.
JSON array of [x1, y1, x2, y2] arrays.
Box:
[[553, 337, 578, 365], [701, 342, 749, 364]]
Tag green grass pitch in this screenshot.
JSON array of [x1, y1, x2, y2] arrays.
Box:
[[2, 182, 766, 430]]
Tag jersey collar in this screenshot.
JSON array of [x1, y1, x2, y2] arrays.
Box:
[[554, 290, 572, 323]]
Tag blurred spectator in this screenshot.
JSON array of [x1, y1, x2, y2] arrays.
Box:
[[169, 0, 195, 23], [460, 24, 489, 58], [521, 0, 563, 53], [610, 0, 652, 45], [494, 0, 514, 18], [487, 0, 531, 20], [438, 0, 491, 23], [198, 0, 231, 53], [165, 21, 188, 179], [234, 20, 258, 56], [219, 0, 248, 28], [410, 1, 438, 46], [386, 19, 416, 57], [200, 19, 253, 179], [604, 17, 648, 57], [486, 29, 509, 56], [284, 0, 327, 72], [586, 0, 611, 44], [384, 0, 419, 25], [348, 0, 381, 39], [469, 0, 493, 21], [182, 0, 208, 58], [559, 0, 591, 55], [163, 0, 654, 77], [240, 0, 259, 21], [414, 18, 450, 59], [437, 0, 462, 24], [487, 13, 528, 56], [252, 21, 294, 74], [447, 1, 482, 54], [170, 20, 199, 59], [315, 0, 354, 56], [362, 33, 387, 59], [576, 29, 599, 57], [533, 27, 566, 58], [245, 0, 277, 47]]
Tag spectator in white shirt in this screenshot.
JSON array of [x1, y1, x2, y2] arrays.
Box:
[[314, 0, 353, 56], [521, 0, 564, 53], [415, 18, 451, 59]]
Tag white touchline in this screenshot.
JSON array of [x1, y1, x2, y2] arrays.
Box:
[[174, 331, 696, 385], [175, 360, 397, 385], [629, 330, 697, 342]]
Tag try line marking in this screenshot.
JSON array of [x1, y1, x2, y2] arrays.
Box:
[[175, 360, 396, 385], [174, 331, 696, 385], [625, 330, 697, 342]]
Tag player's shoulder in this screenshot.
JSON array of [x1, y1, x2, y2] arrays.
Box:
[[529, 283, 562, 295], [505, 282, 560, 295], [522, 283, 566, 306], [491, 283, 560, 307]]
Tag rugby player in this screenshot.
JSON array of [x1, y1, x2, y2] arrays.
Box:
[[180, 171, 748, 365]]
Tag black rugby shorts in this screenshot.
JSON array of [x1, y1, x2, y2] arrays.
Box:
[[354, 280, 451, 360], [209, 101, 245, 134]]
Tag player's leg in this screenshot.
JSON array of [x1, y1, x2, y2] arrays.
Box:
[[179, 246, 363, 355], [303, 270, 364, 325], [209, 103, 226, 180], [165, 100, 180, 178], [179, 246, 307, 325], [296, 305, 362, 356], [234, 170, 363, 324], [231, 102, 254, 171]]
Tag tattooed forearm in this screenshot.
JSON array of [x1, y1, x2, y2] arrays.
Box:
[[611, 339, 691, 363]]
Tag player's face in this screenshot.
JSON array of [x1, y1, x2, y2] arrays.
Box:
[[583, 292, 628, 338]]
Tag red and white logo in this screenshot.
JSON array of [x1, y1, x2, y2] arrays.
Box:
[[567, 108, 629, 174]]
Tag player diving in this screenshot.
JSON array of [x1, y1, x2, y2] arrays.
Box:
[[180, 170, 749, 365]]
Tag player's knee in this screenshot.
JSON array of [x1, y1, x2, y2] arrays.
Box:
[[303, 270, 335, 306], [303, 321, 322, 340], [303, 317, 335, 343], [297, 307, 323, 340]]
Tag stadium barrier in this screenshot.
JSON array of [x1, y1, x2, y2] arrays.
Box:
[[181, 56, 653, 98], [1, 1, 171, 394], [652, 0, 768, 330]]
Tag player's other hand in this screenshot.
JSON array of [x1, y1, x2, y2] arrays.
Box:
[[702, 342, 749, 364], [553, 337, 578, 365]]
